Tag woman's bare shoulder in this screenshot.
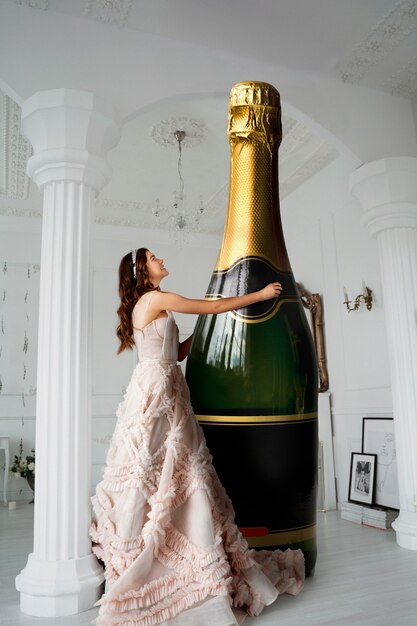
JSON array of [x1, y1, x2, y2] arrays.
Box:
[[133, 290, 156, 310]]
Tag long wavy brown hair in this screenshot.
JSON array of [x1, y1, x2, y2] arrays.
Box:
[[116, 248, 156, 353]]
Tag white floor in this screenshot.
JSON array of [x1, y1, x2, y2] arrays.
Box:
[[1, 504, 417, 626]]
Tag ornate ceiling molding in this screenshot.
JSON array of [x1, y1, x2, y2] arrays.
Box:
[[280, 144, 338, 199], [83, 0, 133, 27], [12, 0, 49, 9], [0, 205, 148, 229], [280, 121, 314, 161], [0, 206, 42, 218], [94, 196, 154, 228], [94, 213, 150, 228], [281, 116, 298, 139], [0, 91, 32, 200], [337, 0, 417, 84], [150, 117, 207, 149], [95, 196, 149, 213], [382, 54, 417, 97]]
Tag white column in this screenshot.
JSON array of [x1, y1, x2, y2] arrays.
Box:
[[350, 157, 417, 551], [15, 89, 120, 615]]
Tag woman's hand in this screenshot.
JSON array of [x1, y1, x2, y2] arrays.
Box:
[[258, 282, 282, 301]]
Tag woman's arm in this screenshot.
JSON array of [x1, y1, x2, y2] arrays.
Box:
[[178, 334, 193, 362], [153, 282, 282, 316]]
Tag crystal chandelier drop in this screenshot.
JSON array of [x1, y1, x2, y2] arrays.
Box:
[[152, 129, 205, 241]]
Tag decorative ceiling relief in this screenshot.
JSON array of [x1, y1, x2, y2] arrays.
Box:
[[83, 0, 133, 27], [94, 214, 144, 228], [336, 0, 417, 96], [279, 144, 338, 200], [280, 121, 314, 160], [383, 54, 417, 97], [0, 207, 42, 218], [0, 91, 32, 200], [95, 197, 149, 213], [281, 116, 298, 139], [94, 197, 152, 228], [12, 0, 49, 9], [337, 0, 417, 83]]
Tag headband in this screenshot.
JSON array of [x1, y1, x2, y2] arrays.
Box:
[[131, 249, 137, 279]]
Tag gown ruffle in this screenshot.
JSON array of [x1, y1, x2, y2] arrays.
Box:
[[90, 308, 304, 626]]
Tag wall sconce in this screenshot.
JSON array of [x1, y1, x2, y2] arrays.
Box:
[[343, 284, 373, 313]]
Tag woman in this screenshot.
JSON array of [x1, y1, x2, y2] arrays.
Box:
[[90, 248, 304, 626]]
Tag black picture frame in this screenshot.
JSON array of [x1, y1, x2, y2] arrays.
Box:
[[362, 417, 399, 510], [348, 452, 377, 506]]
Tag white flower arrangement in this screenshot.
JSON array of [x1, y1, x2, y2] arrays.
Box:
[[10, 439, 35, 480]]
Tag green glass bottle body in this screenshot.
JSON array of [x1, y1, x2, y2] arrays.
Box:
[[185, 82, 318, 574]]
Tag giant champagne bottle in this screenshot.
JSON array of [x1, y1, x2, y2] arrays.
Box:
[[186, 81, 318, 574]]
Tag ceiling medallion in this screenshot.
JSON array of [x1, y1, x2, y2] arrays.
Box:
[[150, 117, 207, 149]]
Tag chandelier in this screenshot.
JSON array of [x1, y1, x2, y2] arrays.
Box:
[[150, 118, 207, 241]]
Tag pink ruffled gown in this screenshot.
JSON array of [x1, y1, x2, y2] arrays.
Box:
[[90, 293, 304, 626]]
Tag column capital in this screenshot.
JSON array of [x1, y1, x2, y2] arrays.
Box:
[[21, 88, 120, 191], [349, 157, 417, 237]]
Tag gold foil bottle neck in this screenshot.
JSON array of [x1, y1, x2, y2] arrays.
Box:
[[215, 81, 290, 273], [229, 81, 281, 108], [228, 81, 282, 143]]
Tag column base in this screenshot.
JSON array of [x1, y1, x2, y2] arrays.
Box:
[[15, 552, 104, 617], [392, 511, 417, 551]]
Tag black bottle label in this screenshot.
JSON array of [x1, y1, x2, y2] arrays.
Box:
[[207, 255, 298, 323]]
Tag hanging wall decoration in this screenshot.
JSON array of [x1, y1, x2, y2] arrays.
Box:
[[0, 260, 40, 499]]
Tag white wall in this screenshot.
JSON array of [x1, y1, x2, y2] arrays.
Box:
[[282, 156, 393, 507], [0, 214, 222, 500]]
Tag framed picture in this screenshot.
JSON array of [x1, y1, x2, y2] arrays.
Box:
[[362, 417, 399, 510], [348, 452, 377, 506]]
